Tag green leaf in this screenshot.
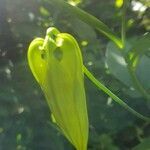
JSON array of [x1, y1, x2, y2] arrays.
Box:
[[98, 134, 119, 150], [136, 55, 150, 89], [131, 33, 150, 56], [106, 42, 133, 87], [68, 17, 97, 41], [106, 42, 150, 93], [132, 138, 150, 150], [47, 0, 123, 48]]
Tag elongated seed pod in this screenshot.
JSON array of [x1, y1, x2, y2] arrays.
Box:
[[27, 27, 89, 150]]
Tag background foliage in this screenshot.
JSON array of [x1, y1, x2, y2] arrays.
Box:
[[0, 0, 150, 149]]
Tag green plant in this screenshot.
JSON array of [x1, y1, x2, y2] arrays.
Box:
[[27, 0, 150, 149], [28, 27, 88, 150]]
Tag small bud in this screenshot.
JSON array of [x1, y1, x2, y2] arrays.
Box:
[[28, 27, 89, 150]]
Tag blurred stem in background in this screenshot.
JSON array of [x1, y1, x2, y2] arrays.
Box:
[[121, 0, 150, 101], [126, 56, 150, 101], [121, 0, 127, 47], [84, 66, 150, 122]]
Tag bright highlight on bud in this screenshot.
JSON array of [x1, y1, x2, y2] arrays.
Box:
[[27, 27, 89, 150], [115, 0, 123, 8]]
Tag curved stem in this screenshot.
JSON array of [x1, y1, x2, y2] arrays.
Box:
[[120, 0, 150, 100], [48, 0, 123, 48], [127, 61, 150, 101], [83, 66, 150, 122], [123, 54, 150, 100]]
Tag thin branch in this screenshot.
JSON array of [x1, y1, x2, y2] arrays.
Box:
[[121, 0, 127, 47], [83, 66, 150, 122]]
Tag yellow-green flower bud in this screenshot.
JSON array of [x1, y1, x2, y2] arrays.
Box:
[[27, 27, 89, 150]]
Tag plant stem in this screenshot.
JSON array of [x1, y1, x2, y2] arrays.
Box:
[[83, 66, 150, 122], [48, 0, 123, 48], [121, 0, 127, 47], [120, 0, 149, 100], [126, 59, 150, 100]]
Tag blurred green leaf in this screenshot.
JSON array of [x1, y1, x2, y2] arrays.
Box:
[[136, 55, 150, 89], [69, 17, 97, 41], [106, 42, 133, 87], [98, 134, 119, 150], [48, 0, 123, 48], [132, 138, 150, 150], [39, 6, 50, 16], [130, 33, 150, 57], [106, 41, 150, 98]]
